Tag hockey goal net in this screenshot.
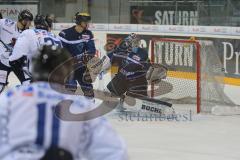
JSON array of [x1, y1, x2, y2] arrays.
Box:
[[150, 38, 238, 114]]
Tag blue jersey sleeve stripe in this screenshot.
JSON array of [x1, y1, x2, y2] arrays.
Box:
[[58, 36, 94, 44], [113, 53, 143, 66], [35, 103, 46, 146]]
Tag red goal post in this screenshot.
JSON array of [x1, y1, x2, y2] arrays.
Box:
[[150, 38, 202, 113]]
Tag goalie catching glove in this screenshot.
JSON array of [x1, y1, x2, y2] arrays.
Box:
[[146, 64, 167, 84]]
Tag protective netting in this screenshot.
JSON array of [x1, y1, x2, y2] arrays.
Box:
[[199, 40, 236, 113], [152, 38, 237, 113]]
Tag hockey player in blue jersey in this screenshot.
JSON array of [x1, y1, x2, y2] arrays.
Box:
[[58, 12, 96, 99], [107, 33, 150, 96], [106, 33, 168, 110], [0, 45, 128, 160]]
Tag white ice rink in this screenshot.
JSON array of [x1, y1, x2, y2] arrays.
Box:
[[7, 73, 240, 160], [110, 114, 240, 160], [109, 83, 240, 160]]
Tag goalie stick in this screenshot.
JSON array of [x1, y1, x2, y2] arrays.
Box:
[[126, 91, 172, 108]]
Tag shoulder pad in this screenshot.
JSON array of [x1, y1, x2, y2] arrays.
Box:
[[4, 19, 15, 27]]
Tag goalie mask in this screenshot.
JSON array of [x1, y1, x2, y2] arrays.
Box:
[[125, 33, 140, 48]]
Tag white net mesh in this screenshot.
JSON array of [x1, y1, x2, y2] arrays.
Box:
[[152, 38, 237, 114]]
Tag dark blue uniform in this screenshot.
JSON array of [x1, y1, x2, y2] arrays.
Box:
[[59, 26, 96, 98], [107, 46, 150, 96]]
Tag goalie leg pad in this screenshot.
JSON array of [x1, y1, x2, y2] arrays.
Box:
[[107, 73, 128, 96], [128, 76, 148, 96]]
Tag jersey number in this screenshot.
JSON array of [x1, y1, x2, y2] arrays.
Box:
[[36, 103, 60, 147], [44, 37, 62, 47]]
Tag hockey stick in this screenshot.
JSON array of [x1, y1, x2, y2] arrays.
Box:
[[126, 91, 172, 108], [0, 39, 12, 52], [0, 39, 32, 82]]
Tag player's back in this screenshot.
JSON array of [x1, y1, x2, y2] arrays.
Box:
[[10, 29, 62, 62], [0, 82, 127, 160], [33, 29, 62, 48], [0, 18, 19, 44]]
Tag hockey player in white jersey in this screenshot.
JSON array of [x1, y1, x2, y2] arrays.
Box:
[[0, 9, 33, 93], [9, 14, 61, 84], [0, 45, 128, 160]]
